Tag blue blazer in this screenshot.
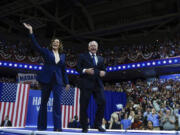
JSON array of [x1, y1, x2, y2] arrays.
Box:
[[76, 53, 106, 89], [30, 34, 69, 85]]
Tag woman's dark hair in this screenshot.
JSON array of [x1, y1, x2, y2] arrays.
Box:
[[49, 38, 63, 53]]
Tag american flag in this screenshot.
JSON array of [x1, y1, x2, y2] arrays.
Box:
[[61, 87, 80, 128], [0, 83, 30, 127]]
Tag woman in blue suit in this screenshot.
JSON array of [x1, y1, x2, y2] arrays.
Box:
[[23, 23, 70, 132]]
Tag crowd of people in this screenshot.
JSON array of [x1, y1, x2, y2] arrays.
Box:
[[1, 38, 180, 67], [100, 39, 180, 66], [67, 78, 180, 131], [0, 76, 16, 83], [102, 78, 180, 130]]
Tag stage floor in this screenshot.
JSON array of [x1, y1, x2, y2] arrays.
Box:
[[0, 127, 179, 135]]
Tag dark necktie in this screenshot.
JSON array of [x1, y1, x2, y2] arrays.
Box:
[[92, 54, 96, 66]]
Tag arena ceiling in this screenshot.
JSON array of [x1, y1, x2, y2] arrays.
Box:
[[0, 0, 179, 46]]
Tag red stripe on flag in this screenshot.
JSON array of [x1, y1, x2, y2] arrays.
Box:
[[14, 84, 21, 126], [63, 105, 66, 128], [2, 102, 6, 122], [71, 106, 74, 122], [11, 103, 15, 123], [7, 102, 11, 120], [67, 106, 70, 127], [23, 84, 30, 126], [75, 88, 79, 116], [78, 88, 80, 120], [0, 102, 2, 122], [19, 84, 25, 126]]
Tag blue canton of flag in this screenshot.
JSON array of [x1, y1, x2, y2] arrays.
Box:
[[0, 83, 17, 102], [61, 87, 75, 105]]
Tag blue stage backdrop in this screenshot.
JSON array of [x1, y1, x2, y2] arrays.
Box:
[[88, 91, 126, 126], [26, 89, 126, 127], [26, 90, 53, 127]]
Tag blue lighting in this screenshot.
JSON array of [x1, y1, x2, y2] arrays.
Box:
[[122, 66, 126, 69], [158, 61, 161, 65], [152, 62, 156, 65], [14, 64, 17, 67], [147, 62, 151, 66], [137, 64, 140, 67], [24, 65, 28, 68], [168, 60, 172, 63], [9, 63, 12, 67], [142, 63, 145, 67], [34, 66, 37, 69], [71, 70, 74, 73], [74, 71, 79, 74], [113, 67, 117, 71], [109, 67, 112, 71], [1, 56, 180, 73], [38, 66, 42, 70], [174, 59, 178, 63]]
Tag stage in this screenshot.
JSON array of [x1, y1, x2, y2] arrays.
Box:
[[0, 127, 179, 135]]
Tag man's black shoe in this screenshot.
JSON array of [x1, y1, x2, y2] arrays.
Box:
[[54, 129, 62, 132], [37, 128, 46, 131], [82, 128, 88, 133], [96, 126, 106, 132]]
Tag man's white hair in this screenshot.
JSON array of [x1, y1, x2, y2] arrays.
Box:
[[88, 41, 98, 47]]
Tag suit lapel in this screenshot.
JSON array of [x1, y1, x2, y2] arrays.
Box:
[[86, 53, 100, 66], [86, 53, 94, 65], [58, 54, 63, 64], [50, 51, 56, 64]]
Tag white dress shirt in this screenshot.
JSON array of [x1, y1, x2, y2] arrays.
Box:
[[89, 52, 98, 65], [83, 52, 98, 73]]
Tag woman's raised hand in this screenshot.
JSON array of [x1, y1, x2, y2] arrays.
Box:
[[23, 23, 33, 34]]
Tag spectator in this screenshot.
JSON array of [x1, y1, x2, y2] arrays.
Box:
[[162, 109, 176, 130], [121, 113, 131, 130], [1, 116, 12, 127], [131, 116, 143, 130], [68, 116, 81, 128], [147, 108, 160, 130], [146, 120, 153, 130], [109, 112, 121, 129]]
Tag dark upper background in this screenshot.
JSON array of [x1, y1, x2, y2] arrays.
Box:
[[0, 0, 179, 47], [0, 0, 180, 83]]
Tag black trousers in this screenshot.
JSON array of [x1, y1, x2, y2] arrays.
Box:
[[80, 85, 106, 129]]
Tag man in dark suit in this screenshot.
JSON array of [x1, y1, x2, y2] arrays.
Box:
[[1, 116, 12, 127], [76, 41, 106, 133]]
